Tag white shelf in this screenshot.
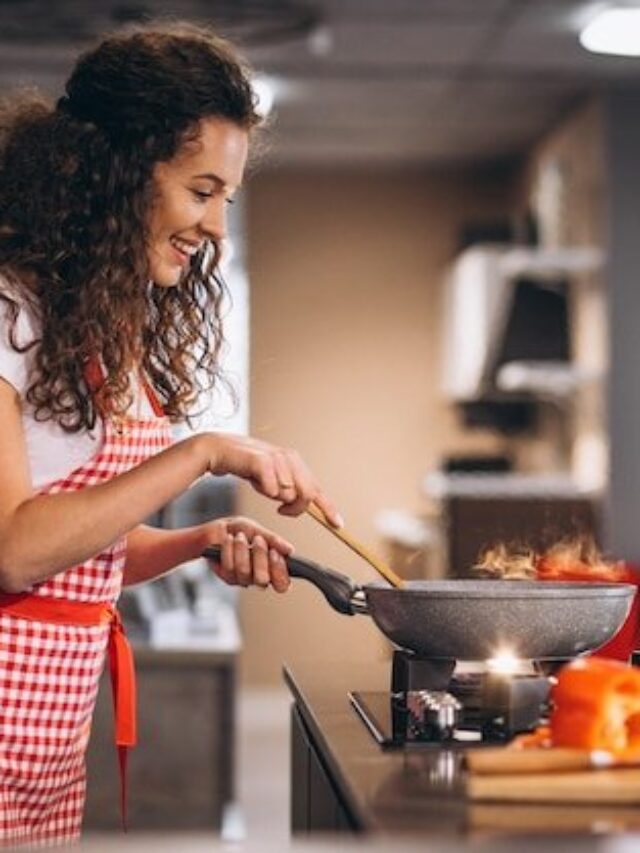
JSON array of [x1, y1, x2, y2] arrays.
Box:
[[441, 244, 605, 401], [423, 471, 600, 500], [498, 246, 605, 279], [496, 360, 602, 399]]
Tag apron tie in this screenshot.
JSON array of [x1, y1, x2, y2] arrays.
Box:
[[0, 593, 136, 830], [107, 606, 137, 830]]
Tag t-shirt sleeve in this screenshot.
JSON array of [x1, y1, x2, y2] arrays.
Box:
[[0, 291, 37, 396]]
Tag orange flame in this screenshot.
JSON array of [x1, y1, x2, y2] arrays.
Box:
[[474, 542, 537, 579], [475, 537, 625, 582]]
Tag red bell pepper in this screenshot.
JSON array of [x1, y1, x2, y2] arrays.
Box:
[[536, 555, 640, 661], [549, 657, 640, 756]]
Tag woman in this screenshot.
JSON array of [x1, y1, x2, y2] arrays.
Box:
[[0, 21, 341, 846]]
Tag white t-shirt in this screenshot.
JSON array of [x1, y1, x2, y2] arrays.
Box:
[[0, 280, 154, 490]]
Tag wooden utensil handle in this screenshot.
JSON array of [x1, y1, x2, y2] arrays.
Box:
[[305, 502, 404, 588]]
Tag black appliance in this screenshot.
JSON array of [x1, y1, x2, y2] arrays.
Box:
[[350, 649, 551, 749]]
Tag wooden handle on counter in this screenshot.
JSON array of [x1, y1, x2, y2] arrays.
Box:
[[466, 747, 639, 775], [305, 502, 404, 588], [467, 768, 640, 804]]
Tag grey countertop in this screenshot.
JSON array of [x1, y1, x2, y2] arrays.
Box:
[[284, 658, 640, 846]]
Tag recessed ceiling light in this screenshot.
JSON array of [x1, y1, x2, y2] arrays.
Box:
[[580, 7, 640, 57]]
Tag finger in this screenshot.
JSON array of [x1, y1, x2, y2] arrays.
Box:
[[269, 549, 291, 594], [215, 564, 239, 586], [278, 492, 344, 526], [309, 492, 344, 529], [214, 533, 238, 585], [234, 531, 251, 587], [278, 501, 305, 518], [264, 536, 295, 557], [286, 450, 317, 499], [275, 452, 317, 515], [228, 517, 295, 556], [251, 535, 270, 588], [274, 451, 294, 489], [250, 452, 280, 500], [272, 451, 302, 505], [277, 484, 317, 517], [277, 448, 315, 494], [221, 531, 235, 570]]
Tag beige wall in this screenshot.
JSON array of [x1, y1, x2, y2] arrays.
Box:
[[238, 167, 515, 685]]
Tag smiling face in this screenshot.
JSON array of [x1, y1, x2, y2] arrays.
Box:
[[146, 116, 249, 286]]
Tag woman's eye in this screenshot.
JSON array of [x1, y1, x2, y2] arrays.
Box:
[[191, 189, 212, 201]]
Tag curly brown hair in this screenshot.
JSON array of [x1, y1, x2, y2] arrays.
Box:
[[0, 21, 261, 431]]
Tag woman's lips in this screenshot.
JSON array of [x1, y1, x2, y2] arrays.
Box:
[[169, 242, 191, 266]]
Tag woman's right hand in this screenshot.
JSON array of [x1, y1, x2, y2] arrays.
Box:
[[201, 516, 294, 592], [196, 432, 343, 528]]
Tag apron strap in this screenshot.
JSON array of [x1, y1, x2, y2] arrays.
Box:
[[138, 370, 167, 418], [83, 353, 167, 419], [107, 608, 137, 831]]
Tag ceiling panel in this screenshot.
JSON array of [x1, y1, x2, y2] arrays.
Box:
[[269, 125, 539, 168], [439, 79, 582, 123], [273, 78, 451, 123], [488, 34, 640, 79], [251, 23, 494, 74], [327, 22, 491, 67], [320, 0, 513, 19], [0, 0, 639, 166]]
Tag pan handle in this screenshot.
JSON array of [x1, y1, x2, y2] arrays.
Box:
[[201, 546, 364, 616]]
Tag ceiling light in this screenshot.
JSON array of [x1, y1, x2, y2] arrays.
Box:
[[307, 24, 333, 56], [580, 7, 640, 57]]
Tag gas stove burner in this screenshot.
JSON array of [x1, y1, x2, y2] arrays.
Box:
[[406, 690, 463, 741], [350, 649, 552, 748]]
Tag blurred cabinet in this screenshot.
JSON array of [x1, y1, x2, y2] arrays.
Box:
[[291, 704, 355, 834], [84, 646, 235, 830]]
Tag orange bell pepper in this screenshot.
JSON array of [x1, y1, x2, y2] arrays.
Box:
[[549, 657, 640, 757]]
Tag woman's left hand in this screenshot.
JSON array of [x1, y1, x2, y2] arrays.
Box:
[[202, 516, 294, 593]]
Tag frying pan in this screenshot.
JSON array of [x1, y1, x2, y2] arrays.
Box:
[[202, 547, 635, 661]]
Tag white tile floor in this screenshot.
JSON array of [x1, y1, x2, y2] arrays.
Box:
[[228, 687, 292, 845]]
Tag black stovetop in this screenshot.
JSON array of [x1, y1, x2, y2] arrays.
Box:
[[351, 649, 552, 748]]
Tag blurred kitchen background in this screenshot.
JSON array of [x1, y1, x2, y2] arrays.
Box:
[[2, 0, 640, 842]]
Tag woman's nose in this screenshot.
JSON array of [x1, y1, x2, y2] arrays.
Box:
[[200, 199, 227, 242]]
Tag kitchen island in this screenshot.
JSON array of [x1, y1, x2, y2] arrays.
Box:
[[285, 658, 640, 841]]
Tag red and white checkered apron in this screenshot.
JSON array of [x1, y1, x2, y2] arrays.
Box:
[[0, 379, 172, 847]]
